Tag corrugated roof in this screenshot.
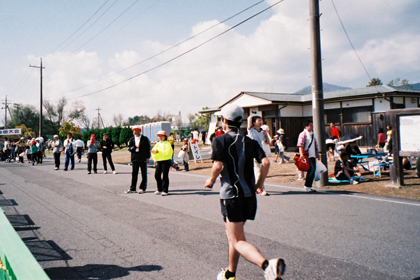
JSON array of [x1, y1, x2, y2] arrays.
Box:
[[198, 85, 420, 113]]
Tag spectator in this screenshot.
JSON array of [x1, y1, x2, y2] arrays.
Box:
[[87, 134, 99, 174], [180, 138, 190, 171], [52, 135, 62, 170], [334, 151, 367, 184], [100, 133, 116, 174], [63, 133, 76, 171], [247, 115, 268, 196], [151, 130, 173, 196], [75, 136, 85, 163], [330, 123, 340, 141], [125, 126, 151, 194], [377, 128, 387, 148], [297, 120, 319, 192]]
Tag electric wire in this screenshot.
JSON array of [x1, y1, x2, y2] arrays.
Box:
[[330, 0, 372, 82], [53, 0, 110, 53], [71, 0, 140, 53], [48, 0, 266, 98], [62, 0, 284, 101], [59, 0, 118, 52], [97, 0, 162, 46]]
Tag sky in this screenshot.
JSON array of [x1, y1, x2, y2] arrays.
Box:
[[1, 0, 419, 128]]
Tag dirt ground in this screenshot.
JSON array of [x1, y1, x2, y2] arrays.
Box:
[[111, 144, 420, 201]]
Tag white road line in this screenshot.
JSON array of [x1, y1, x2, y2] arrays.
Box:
[[264, 182, 420, 207]]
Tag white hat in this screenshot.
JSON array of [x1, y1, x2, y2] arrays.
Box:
[[277, 128, 285, 134], [219, 104, 243, 123], [53, 135, 58, 138], [132, 125, 142, 131]]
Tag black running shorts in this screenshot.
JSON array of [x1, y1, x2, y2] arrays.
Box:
[[220, 196, 257, 223]]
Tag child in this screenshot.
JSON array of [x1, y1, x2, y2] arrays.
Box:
[[180, 138, 190, 171], [334, 151, 368, 184], [31, 141, 38, 165], [18, 151, 25, 163], [26, 145, 31, 163]]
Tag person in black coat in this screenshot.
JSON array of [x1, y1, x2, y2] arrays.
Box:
[[100, 133, 116, 174], [125, 126, 151, 194]]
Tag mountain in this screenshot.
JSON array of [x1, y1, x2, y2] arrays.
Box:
[[409, 83, 420, 90], [294, 83, 352, 95]]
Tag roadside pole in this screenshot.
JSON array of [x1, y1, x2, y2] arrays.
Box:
[[309, 0, 328, 186]]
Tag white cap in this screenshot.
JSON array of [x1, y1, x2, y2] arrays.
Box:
[[219, 104, 243, 123]]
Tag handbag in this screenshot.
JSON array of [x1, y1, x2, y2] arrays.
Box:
[[178, 150, 185, 159], [294, 153, 310, 172]]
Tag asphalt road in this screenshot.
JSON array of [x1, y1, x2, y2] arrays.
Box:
[[0, 157, 419, 280]]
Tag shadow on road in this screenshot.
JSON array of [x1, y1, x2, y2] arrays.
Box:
[[45, 264, 163, 279]]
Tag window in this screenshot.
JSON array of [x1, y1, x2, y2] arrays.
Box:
[[324, 109, 341, 124], [342, 106, 372, 123]]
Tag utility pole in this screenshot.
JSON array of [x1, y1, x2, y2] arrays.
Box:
[[30, 58, 45, 137], [309, 0, 327, 186], [1, 96, 12, 128], [96, 107, 104, 129]]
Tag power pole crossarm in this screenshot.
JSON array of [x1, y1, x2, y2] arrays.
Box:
[[30, 58, 45, 137]]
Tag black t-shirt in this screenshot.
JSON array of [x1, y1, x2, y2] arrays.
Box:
[[211, 131, 266, 199]]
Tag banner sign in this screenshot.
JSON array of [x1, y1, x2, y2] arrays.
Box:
[[189, 139, 203, 163], [0, 129, 22, 135]]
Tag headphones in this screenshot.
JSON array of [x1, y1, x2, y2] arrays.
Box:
[[224, 120, 245, 198]]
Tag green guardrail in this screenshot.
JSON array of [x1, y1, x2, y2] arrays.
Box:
[[0, 208, 50, 280]]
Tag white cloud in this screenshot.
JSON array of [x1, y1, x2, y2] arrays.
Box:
[[3, 0, 419, 127]]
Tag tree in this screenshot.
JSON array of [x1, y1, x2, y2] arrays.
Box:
[[194, 106, 211, 131], [119, 126, 132, 146], [112, 114, 123, 126], [111, 126, 122, 147], [187, 113, 196, 127], [387, 78, 410, 88], [16, 124, 35, 138], [9, 104, 39, 134], [367, 78, 382, 87], [59, 121, 80, 137]]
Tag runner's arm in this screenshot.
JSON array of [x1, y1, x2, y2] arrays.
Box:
[[204, 160, 223, 189]]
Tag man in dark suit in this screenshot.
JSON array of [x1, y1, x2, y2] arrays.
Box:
[[125, 126, 151, 194]]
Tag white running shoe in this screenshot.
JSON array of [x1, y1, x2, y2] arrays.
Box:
[[264, 258, 286, 280], [104, 171, 107, 174], [154, 191, 161, 195], [217, 268, 236, 280], [161, 192, 168, 196], [113, 171, 117, 174], [137, 190, 145, 194]]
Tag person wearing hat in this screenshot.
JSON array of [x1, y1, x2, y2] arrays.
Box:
[[63, 133, 76, 171], [151, 130, 173, 196], [204, 104, 286, 280], [52, 135, 62, 170], [125, 126, 151, 194], [100, 133, 116, 174]]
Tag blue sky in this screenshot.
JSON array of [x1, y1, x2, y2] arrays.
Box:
[[1, 0, 419, 127]]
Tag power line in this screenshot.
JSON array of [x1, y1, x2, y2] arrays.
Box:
[[330, 0, 372, 82], [59, 0, 118, 52], [63, 0, 285, 101], [53, 0, 111, 53], [71, 0, 140, 53], [47, 0, 266, 98]]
